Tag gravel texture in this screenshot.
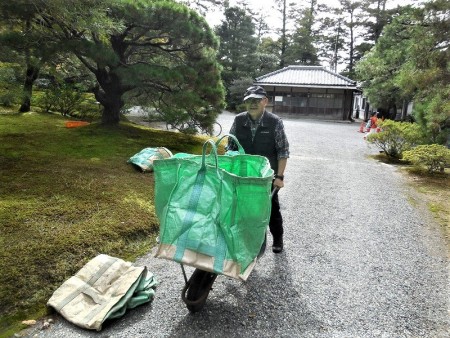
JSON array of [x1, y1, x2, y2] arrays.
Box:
[[22, 112, 449, 338]]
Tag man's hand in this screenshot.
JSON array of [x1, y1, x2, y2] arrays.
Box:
[[274, 177, 284, 189]]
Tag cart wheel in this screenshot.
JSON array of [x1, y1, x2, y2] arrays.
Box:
[[182, 269, 217, 313]]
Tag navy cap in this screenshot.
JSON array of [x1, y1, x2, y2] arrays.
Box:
[[244, 86, 267, 101]]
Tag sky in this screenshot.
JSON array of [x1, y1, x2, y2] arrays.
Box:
[[204, 0, 343, 41], [202, 0, 420, 71], [204, 0, 420, 28]]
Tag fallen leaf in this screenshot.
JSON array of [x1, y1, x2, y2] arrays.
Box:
[[21, 320, 36, 326]]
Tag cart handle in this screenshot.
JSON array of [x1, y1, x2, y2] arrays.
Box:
[[271, 187, 279, 199]]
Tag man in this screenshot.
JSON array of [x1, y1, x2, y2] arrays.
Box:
[[228, 85, 290, 253]]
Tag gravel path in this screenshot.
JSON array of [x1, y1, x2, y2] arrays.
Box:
[[24, 113, 449, 338]]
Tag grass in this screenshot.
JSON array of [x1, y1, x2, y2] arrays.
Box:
[[403, 168, 450, 239], [0, 110, 207, 337], [372, 153, 450, 244]]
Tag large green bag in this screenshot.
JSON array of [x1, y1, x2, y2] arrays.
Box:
[[153, 136, 273, 281]]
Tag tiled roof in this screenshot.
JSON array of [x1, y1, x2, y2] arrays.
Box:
[[255, 66, 357, 89]]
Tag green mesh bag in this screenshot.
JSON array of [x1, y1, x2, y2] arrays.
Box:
[[153, 136, 273, 281]]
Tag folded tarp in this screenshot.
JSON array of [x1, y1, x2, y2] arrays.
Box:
[[47, 254, 157, 331], [127, 147, 173, 172]]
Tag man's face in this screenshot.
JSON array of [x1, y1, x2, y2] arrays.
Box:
[[245, 97, 267, 119]]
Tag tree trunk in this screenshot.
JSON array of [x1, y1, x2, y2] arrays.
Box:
[[401, 100, 408, 121], [279, 0, 287, 68], [101, 100, 122, 124], [94, 84, 124, 125], [19, 64, 39, 113]]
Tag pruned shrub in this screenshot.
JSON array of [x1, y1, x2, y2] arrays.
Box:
[[36, 83, 83, 116], [402, 144, 450, 173], [366, 120, 424, 159], [71, 96, 102, 121], [229, 77, 254, 112], [35, 89, 55, 113]]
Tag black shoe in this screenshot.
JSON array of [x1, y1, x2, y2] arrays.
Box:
[[272, 238, 283, 253]]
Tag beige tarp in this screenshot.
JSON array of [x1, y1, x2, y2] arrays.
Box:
[[47, 254, 156, 331]]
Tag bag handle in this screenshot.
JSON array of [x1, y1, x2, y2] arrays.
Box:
[[215, 134, 245, 154], [173, 139, 222, 267], [201, 139, 219, 171]]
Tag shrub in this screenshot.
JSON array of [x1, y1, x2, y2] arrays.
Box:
[[402, 144, 450, 173], [35, 89, 55, 113], [0, 90, 18, 107], [71, 96, 102, 121], [366, 120, 424, 159], [228, 77, 254, 111], [35, 83, 83, 116], [0, 63, 22, 107]]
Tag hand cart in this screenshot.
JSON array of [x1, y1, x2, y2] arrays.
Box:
[[179, 188, 278, 312]]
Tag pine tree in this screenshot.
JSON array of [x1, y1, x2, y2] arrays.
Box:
[[215, 6, 259, 85]]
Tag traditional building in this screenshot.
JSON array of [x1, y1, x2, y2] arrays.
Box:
[[254, 65, 359, 120]]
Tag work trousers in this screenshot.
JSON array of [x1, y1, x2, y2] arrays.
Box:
[[269, 190, 283, 240]]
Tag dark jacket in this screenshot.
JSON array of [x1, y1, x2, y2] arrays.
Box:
[[233, 111, 280, 171]]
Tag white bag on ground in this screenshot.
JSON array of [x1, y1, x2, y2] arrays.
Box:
[[47, 254, 157, 331], [127, 147, 173, 172]]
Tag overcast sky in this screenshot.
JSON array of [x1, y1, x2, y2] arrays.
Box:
[[204, 0, 421, 28], [203, 0, 421, 71]]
